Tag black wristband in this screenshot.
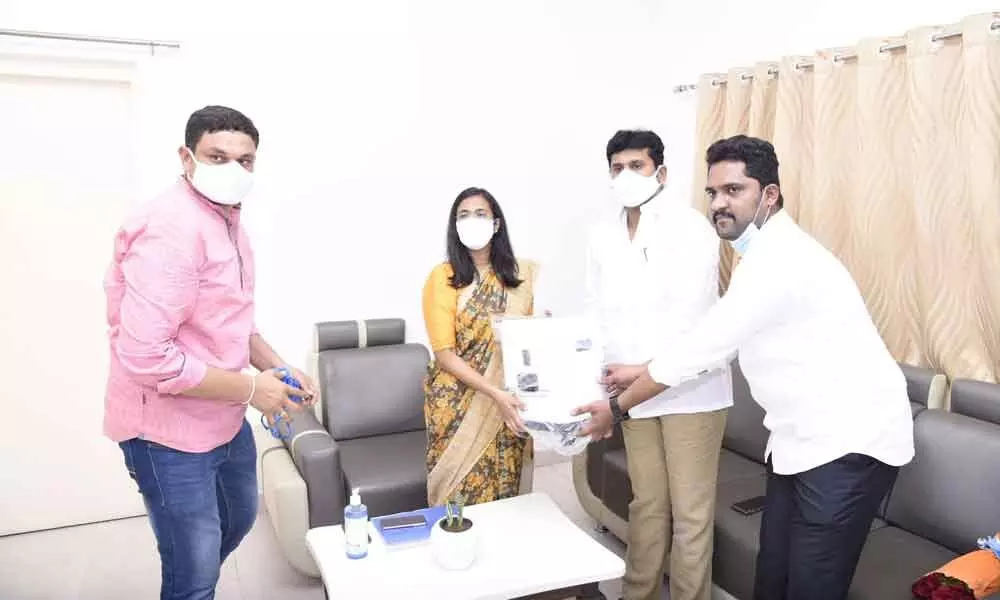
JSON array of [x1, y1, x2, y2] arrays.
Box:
[[609, 396, 630, 424]]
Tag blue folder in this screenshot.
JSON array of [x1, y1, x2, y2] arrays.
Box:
[[372, 505, 448, 546]]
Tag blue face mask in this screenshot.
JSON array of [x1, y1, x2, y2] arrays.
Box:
[[728, 191, 772, 256]]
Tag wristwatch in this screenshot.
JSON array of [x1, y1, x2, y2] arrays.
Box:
[[609, 396, 630, 424]]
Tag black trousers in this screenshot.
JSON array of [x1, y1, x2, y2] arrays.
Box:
[[752, 453, 899, 600]]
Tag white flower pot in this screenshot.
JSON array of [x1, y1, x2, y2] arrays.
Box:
[[430, 517, 479, 571]]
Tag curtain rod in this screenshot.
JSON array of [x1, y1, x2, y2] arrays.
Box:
[[0, 28, 180, 50], [672, 21, 998, 93]]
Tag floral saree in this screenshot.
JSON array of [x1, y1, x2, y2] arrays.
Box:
[[424, 261, 535, 507]]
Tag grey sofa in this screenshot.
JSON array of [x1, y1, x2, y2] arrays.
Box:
[[260, 318, 430, 576], [847, 377, 1000, 599], [572, 360, 1000, 599]]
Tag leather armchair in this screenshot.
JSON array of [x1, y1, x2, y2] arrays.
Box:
[[260, 318, 430, 576]]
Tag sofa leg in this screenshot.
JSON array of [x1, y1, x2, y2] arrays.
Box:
[[594, 523, 609, 535], [577, 582, 607, 599]]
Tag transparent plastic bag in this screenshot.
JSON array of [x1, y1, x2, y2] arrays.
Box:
[[493, 315, 606, 457], [522, 415, 591, 456]]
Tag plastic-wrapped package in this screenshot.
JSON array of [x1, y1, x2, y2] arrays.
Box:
[[522, 415, 591, 456], [493, 315, 606, 456]]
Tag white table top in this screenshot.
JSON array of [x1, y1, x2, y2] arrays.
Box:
[[305, 491, 625, 599]]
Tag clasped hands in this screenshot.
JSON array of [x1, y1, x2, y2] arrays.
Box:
[[249, 365, 318, 428], [571, 363, 647, 440]]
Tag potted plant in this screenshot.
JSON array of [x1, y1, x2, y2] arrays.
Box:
[[430, 494, 479, 570]]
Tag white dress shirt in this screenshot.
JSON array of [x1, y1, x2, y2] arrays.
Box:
[[647, 210, 915, 475], [585, 195, 733, 419]]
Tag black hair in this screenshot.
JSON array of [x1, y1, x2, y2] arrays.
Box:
[[446, 187, 522, 290], [705, 135, 784, 208], [605, 129, 665, 167], [184, 105, 260, 150]]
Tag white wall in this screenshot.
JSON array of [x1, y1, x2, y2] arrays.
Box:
[[5, 0, 693, 368]]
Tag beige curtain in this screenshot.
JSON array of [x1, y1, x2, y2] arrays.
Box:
[[688, 12, 1000, 383]]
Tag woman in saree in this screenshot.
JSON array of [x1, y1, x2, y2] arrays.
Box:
[[423, 186, 538, 507]]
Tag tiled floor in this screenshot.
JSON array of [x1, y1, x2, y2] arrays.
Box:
[[0, 459, 690, 600]]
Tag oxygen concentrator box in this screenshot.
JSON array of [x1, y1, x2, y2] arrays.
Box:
[[492, 315, 606, 455]]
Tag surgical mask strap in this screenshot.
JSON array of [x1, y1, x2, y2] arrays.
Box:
[[633, 165, 665, 209], [752, 188, 773, 227]]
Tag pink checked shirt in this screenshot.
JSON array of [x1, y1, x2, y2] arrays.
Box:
[[103, 178, 257, 453]]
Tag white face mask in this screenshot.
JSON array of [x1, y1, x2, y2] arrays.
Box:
[[610, 166, 664, 208], [456, 216, 496, 250], [729, 190, 772, 255], [186, 148, 254, 206]]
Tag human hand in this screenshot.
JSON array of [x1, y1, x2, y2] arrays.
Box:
[[279, 365, 318, 407], [492, 389, 527, 435], [571, 398, 614, 440], [601, 363, 646, 397], [250, 369, 310, 421]]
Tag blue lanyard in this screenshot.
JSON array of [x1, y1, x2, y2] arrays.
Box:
[[261, 367, 305, 441]]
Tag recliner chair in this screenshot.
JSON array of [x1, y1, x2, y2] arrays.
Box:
[[260, 318, 430, 576]]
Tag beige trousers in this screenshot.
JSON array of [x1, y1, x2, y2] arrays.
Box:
[[620, 409, 728, 600]]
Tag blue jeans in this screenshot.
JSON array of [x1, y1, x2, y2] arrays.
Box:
[[120, 420, 258, 600]]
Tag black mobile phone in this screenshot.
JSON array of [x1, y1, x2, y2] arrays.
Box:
[[731, 495, 767, 516], [380, 514, 427, 531]]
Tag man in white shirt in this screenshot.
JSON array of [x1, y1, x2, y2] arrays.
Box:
[[574, 135, 915, 600], [586, 129, 733, 600]]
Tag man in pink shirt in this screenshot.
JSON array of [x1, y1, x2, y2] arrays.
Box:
[[104, 105, 316, 600]]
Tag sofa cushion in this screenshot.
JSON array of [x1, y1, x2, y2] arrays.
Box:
[[950, 378, 1000, 426], [713, 475, 895, 600], [884, 409, 1000, 554], [848, 525, 957, 600], [713, 475, 768, 600], [603, 448, 632, 521], [338, 430, 428, 518], [585, 440, 605, 500], [718, 448, 766, 485], [319, 343, 429, 440], [899, 363, 936, 408], [585, 425, 626, 501], [315, 318, 405, 351], [722, 360, 769, 463]]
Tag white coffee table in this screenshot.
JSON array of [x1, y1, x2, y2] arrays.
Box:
[[305, 491, 625, 599]]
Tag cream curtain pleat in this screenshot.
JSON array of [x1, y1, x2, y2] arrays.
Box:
[[687, 12, 1000, 383], [690, 73, 733, 294], [958, 14, 1000, 380], [691, 66, 778, 293], [809, 49, 857, 263], [854, 37, 922, 366], [771, 56, 814, 224], [908, 24, 994, 381]]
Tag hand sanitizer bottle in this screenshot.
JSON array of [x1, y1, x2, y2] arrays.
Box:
[[344, 487, 368, 559]]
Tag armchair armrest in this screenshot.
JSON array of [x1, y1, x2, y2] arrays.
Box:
[[284, 408, 345, 528], [605, 422, 625, 451], [572, 421, 630, 542]]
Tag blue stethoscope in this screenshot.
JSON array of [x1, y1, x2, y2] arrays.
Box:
[[261, 367, 306, 441]]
